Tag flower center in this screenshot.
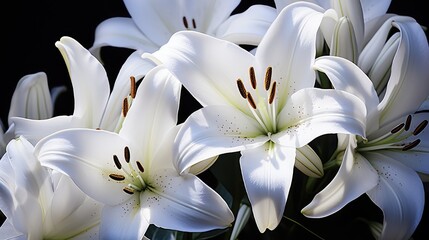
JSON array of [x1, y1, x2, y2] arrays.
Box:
[[357, 114, 428, 152], [182, 16, 197, 30], [236, 66, 278, 135], [108, 146, 146, 195]]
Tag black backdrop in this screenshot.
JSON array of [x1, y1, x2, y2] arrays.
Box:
[[2, 0, 428, 239]]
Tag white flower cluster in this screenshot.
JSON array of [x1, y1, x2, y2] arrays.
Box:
[[1, 0, 428, 239]]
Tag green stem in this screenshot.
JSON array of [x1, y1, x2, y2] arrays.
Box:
[[283, 216, 325, 240]]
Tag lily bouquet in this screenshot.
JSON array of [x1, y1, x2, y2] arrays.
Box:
[[1, 0, 428, 239]]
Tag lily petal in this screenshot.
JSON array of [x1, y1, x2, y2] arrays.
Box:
[[119, 66, 181, 165], [11, 36, 111, 144], [216, 4, 277, 46], [89, 17, 159, 60], [142, 168, 234, 232], [35, 129, 133, 206], [11, 116, 76, 145], [365, 152, 425, 240], [376, 17, 429, 126], [274, 88, 367, 147], [1, 137, 49, 239], [302, 137, 379, 218], [240, 143, 296, 232], [313, 56, 380, 133], [124, 0, 240, 46], [46, 174, 102, 238], [255, 2, 324, 107], [100, 199, 149, 240], [0, 219, 25, 240], [55, 36, 110, 127], [152, 31, 254, 110], [360, 0, 392, 23], [99, 50, 159, 131], [174, 105, 268, 174]]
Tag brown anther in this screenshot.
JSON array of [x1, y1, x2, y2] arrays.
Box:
[[413, 120, 428, 135], [182, 16, 189, 28], [268, 81, 277, 104], [247, 92, 257, 109], [136, 161, 145, 173], [404, 115, 412, 131], [130, 76, 136, 98], [402, 139, 421, 151], [390, 123, 405, 134], [96, 127, 101, 130], [192, 18, 196, 29], [113, 155, 122, 169], [236, 79, 247, 99], [109, 173, 125, 181], [249, 67, 257, 89], [124, 146, 130, 163], [123, 187, 134, 195], [122, 98, 129, 117], [264, 67, 272, 91]]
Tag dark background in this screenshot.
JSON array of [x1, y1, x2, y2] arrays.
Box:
[[1, 0, 428, 239]]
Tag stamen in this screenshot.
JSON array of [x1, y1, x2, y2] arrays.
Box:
[[136, 161, 145, 173], [249, 67, 257, 89], [269, 81, 277, 104], [413, 120, 428, 135], [96, 127, 101, 130], [404, 115, 412, 131], [123, 187, 134, 194], [402, 139, 421, 151], [264, 67, 272, 91], [122, 98, 129, 117], [182, 16, 189, 28], [109, 173, 125, 181], [247, 92, 257, 109], [113, 155, 122, 169], [236, 79, 247, 99], [130, 76, 136, 98], [192, 18, 196, 29], [390, 123, 405, 134], [124, 146, 130, 163]]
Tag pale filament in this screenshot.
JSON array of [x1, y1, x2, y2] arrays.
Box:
[[109, 146, 146, 194], [358, 115, 428, 152], [236, 66, 278, 134]]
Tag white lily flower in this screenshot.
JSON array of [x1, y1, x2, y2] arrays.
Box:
[[10, 36, 156, 145], [89, 0, 277, 60], [0, 136, 102, 239], [34, 66, 234, 240], [146, 2, 367, 232], [302, 16, 429, 237]]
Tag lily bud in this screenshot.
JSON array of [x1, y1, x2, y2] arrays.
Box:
[[8, 72, 53, 125]]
